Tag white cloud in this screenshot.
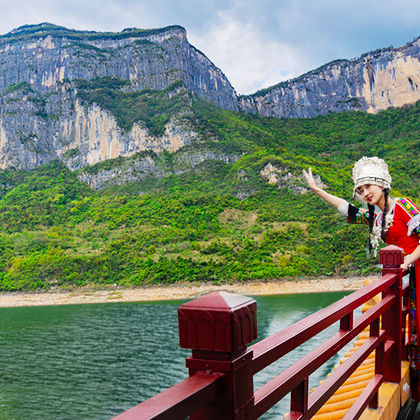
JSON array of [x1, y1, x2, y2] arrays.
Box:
[[189, 11, 310, 95], [0, 0, 151, 34]]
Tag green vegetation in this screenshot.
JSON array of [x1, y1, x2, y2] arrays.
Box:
[[76, 78, 188, 135], [2, 23, 185, 44], [190, 98, 419, 198], [4, 81, 32, 95], [63, 148, 80, 159], [0, 93, 418, 291]]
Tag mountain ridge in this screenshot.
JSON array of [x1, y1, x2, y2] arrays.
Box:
[[0, 22, 418, 183], [240, 36, 420, 117], [2, 22, 188, 42], [244, 35, 420, 98], [0, 23, 238, 174]]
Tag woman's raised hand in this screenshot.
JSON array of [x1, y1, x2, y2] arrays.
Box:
[[302, 167, 319, 191], [303, 167, 346, 210]]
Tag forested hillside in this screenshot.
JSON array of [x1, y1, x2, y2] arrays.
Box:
[[0, 96, 418, 291]]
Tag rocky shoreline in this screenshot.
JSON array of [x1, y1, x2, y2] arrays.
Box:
[[0, 276, 376, 308]]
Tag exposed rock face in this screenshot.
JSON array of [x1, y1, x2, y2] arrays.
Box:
[[79, 148, 243, 190], [0, 23, 237, 173], [259, 162, 309, 194], [58, 103, 202, 171], [77, 153, 170, 190], [240, 38, 420, 118]]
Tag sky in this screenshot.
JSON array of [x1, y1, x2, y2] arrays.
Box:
[[0, 0, 419, 95]]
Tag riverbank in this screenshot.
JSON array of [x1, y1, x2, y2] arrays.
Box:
[[0, 275, 376, 308]]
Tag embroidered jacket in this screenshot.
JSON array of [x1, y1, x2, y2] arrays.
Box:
[[346, 197, 420, 255]]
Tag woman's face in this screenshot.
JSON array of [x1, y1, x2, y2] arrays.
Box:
[[357, 184, 384, 205]]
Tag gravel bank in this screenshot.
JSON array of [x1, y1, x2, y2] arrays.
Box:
[[0, 276, 376, 308]]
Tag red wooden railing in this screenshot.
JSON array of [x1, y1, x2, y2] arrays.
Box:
[[113, 245, 411, 419]]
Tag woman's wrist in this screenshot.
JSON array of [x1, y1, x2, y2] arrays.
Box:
[[403, 259, 412, 267]]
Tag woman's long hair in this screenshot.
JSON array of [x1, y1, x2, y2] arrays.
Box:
[[381, 188, 390, 241], [368, 203, 375, 253]]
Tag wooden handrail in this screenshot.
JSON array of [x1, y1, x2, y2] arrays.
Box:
[[253, 295, 394, 417], [250, 273, 397, 375], [113, 372, 224, 420], [114, 245, 409, 419]]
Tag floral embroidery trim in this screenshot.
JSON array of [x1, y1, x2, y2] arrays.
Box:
[[398, 198, 420, 236], [356, 208, 370, 225], [399, 198, 420, 217], [370, 201, 396, 256]]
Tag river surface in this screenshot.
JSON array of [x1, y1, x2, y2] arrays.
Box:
[[0, 291, 358, 419]]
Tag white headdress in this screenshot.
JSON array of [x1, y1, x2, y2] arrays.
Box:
[[352, 157, 391, 202]]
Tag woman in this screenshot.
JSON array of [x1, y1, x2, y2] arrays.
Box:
[[303, 156, 420, 397]]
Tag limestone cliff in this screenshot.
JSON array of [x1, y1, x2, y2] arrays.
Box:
[[0, 23, 237, 175], [240, 38, 420, 118]]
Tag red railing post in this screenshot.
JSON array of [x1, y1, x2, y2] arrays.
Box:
[[369, 317, 382, 409], [379, 245, 404, 383], [290, 376, 308, 416], [178, 291, 258, 419]]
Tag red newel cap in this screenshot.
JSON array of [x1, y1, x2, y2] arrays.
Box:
[[178, 291, 257, 353], [379, 244, 404, 266]]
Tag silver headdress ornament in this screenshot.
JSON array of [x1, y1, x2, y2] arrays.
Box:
[[352, 156, 392, 202]]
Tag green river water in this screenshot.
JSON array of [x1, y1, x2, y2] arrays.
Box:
[[0, 291, 357, 419]]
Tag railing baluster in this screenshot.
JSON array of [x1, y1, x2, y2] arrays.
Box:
[[369, 317, 382, 409], [340, 311, 354, 331], [290, 376, 308, 417]]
